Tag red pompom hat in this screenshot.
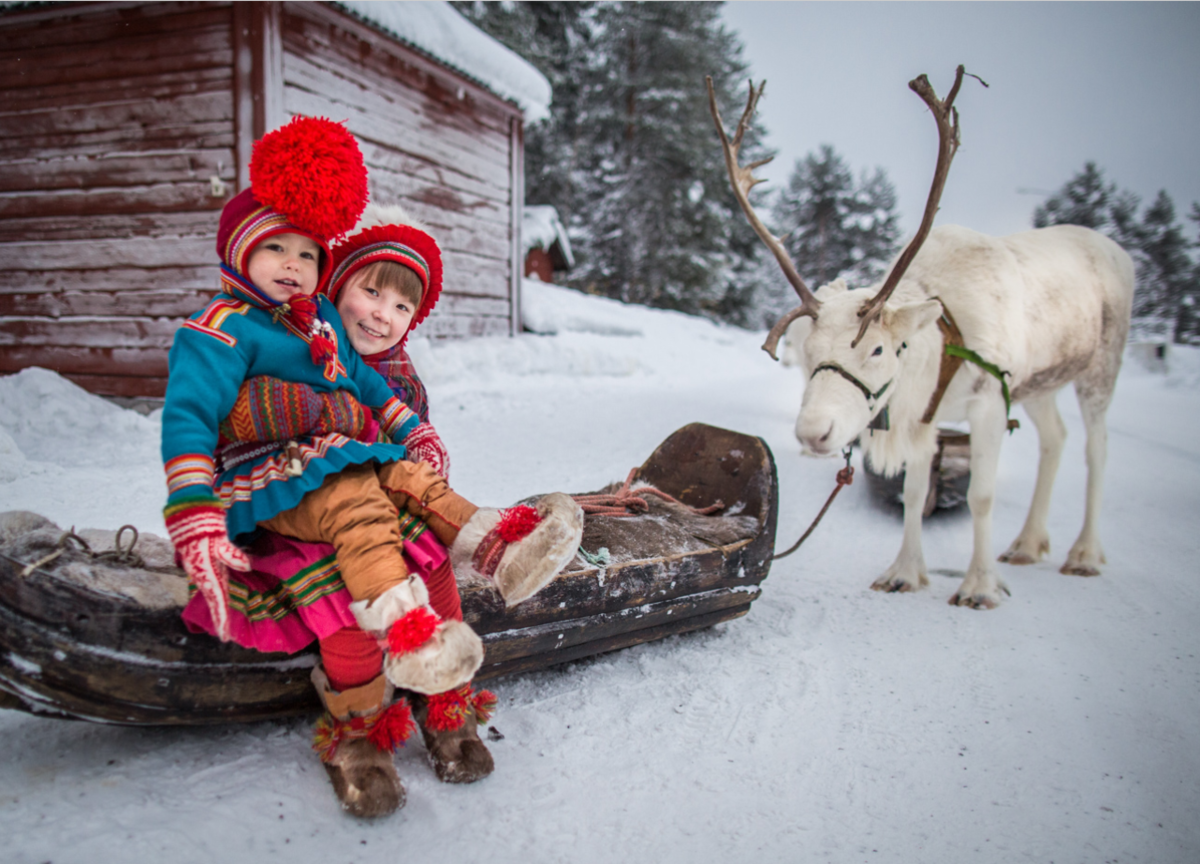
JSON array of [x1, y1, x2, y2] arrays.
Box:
[[326, 223, 444, 333], [216, 116, 368, 295]]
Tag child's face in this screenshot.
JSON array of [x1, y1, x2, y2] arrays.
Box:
[[246, 233, 322, 303], [336, 269, 417, 355]]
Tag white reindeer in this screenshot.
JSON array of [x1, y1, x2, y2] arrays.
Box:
[[708, 69, 1134, 608]]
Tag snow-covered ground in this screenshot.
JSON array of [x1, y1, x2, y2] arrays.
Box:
[[2, 280, 1198, 863]]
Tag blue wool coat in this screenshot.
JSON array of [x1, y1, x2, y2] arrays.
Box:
[[161, 291, 418, 541]]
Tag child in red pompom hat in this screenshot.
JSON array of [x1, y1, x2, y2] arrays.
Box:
[[163, 118, 583, 817]]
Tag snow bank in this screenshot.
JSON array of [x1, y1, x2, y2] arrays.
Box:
[[335, 1, 552, 122]]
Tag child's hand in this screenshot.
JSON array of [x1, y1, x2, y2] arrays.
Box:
[[165, 503, 251, 641], [403, 422, 450, 480]]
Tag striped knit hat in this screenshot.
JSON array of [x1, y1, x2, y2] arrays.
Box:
[[327, 206, 444, 331], [216, 116, 368, 294]]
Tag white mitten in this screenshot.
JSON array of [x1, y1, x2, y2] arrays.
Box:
[[350, 578, 483, 695]]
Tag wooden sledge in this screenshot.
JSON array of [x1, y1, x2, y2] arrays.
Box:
[[863, 429, 971, 516], [0, 423, 777, 725]]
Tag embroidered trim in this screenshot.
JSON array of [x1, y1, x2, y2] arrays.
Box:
[[165, 454, 215, 496]]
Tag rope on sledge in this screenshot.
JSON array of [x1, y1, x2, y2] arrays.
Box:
[[571, 468, 725, 518]]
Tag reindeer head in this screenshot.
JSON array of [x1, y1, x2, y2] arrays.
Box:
[[708, 67, 974, 455]]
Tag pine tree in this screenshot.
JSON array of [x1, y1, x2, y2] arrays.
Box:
[[771, 144, 901, 289], [1032, 162, 1114, 231], [1034, 166, 1199, 342], [456, 1, 772, 324]]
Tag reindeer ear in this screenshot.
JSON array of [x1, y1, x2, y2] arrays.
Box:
[[884, 299, 942, 342], [816, 277, 849, 299]]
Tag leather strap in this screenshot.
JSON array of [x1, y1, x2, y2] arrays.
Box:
[[920, 301, 966, 424]]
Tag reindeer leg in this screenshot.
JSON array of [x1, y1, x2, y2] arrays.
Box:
[[1062, 381, 1111, 575], [1000, 390, 1065, 565], [872, 445, 934, 593], [951, 397, 1008, 608]]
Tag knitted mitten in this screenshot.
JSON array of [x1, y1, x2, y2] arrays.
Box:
[[350, 577, 483, 695], [415, 684, 497, 784], [311, 667, 412, 818], [402, 421, 450, 480], [450, 493, 584, 607], [164, 501, 250, 641]]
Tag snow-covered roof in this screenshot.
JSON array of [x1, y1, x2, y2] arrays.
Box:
[[522, 205, 575, 268], [334, 1, 552, 123]]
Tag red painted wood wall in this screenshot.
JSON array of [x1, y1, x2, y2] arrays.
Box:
[[0, 1, 524, 398]]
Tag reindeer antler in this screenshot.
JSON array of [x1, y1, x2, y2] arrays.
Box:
[[852, 65, 982, 348], [707, 76, 822, 361]]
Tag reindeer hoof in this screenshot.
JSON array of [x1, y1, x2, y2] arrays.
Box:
[[871, 576, 921, 593], [998, 550, 1037, 566], [1060, 562, 1100, 577], [948, 593, 997, 610]]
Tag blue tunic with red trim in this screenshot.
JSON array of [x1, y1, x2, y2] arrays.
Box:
[[161, 276, 419, 542]]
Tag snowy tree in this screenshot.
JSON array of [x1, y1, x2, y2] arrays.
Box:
[[1034, 165, 1199, 342], [771, 144, 901, 289], [1032, 161, 1115, 231], [457, 1, 772, 324]]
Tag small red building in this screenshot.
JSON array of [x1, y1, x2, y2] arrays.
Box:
[[0, 1, 549, 397]]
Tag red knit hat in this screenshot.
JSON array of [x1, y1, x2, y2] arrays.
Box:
[[327, 222, 444, 331], [216, 116, 368, 294]]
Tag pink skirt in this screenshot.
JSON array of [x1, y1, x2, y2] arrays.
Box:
[[182, 527, 450, 654]]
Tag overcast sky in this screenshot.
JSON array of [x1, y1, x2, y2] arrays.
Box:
[[718, 2, 1200, 240]]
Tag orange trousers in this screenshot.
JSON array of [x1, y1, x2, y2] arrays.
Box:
[[260, 460, 478, 603]]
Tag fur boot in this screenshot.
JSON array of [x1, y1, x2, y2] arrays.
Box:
[[350, 577, 484, 694], [415, 685, 497, 784], [311, 667, 415, 818], [451, 492, 584, 606]]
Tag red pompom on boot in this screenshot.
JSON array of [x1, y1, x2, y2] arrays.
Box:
[[415, 684, 497, 784], [310, 667, 413, 818], [450, 493, 585, 607]]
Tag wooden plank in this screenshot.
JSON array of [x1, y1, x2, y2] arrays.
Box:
[[7, 235, 213, 269], [0, 2, 231, 54], [0, 183, 228, 219], [0, 123, 236, 161], [0, 149, 235, 193], [0, 28, 234, 90], [60, 372, 167, 398], [0, 91, 233, 140], [508, 116, 522, 336], [361, 140, 508, 207], [0, 290, 216, 319], [0, 317, 181, 349], [431, 294, 511, 318], [0, 345, 169, 378], [418, 314, 512, 340], [0, 67, 233, 114], [0, 211, 221, 244], [442, 249, 511, 298], [0, 267, 218, 295]]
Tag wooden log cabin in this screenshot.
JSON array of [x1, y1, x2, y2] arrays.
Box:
[[0, 1, 550, 398]]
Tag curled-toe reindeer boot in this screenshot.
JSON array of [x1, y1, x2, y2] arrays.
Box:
[[311, 667, 416, 818], [451, 494, 585, 606], [415, 684, 497, 784]]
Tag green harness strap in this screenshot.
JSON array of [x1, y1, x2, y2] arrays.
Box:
[[943, 343, 1019, 432]]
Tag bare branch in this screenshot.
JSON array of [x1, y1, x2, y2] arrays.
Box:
[[707, 75, 822, 349], [852, 65, 978, 348]]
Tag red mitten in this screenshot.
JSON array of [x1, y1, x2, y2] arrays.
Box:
[[403, 422, 450, 480], [165, 503, 251, 642]]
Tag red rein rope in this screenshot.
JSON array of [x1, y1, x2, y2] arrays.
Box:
[[772, 448, 855, 560], [572, 468, 725, 518]]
